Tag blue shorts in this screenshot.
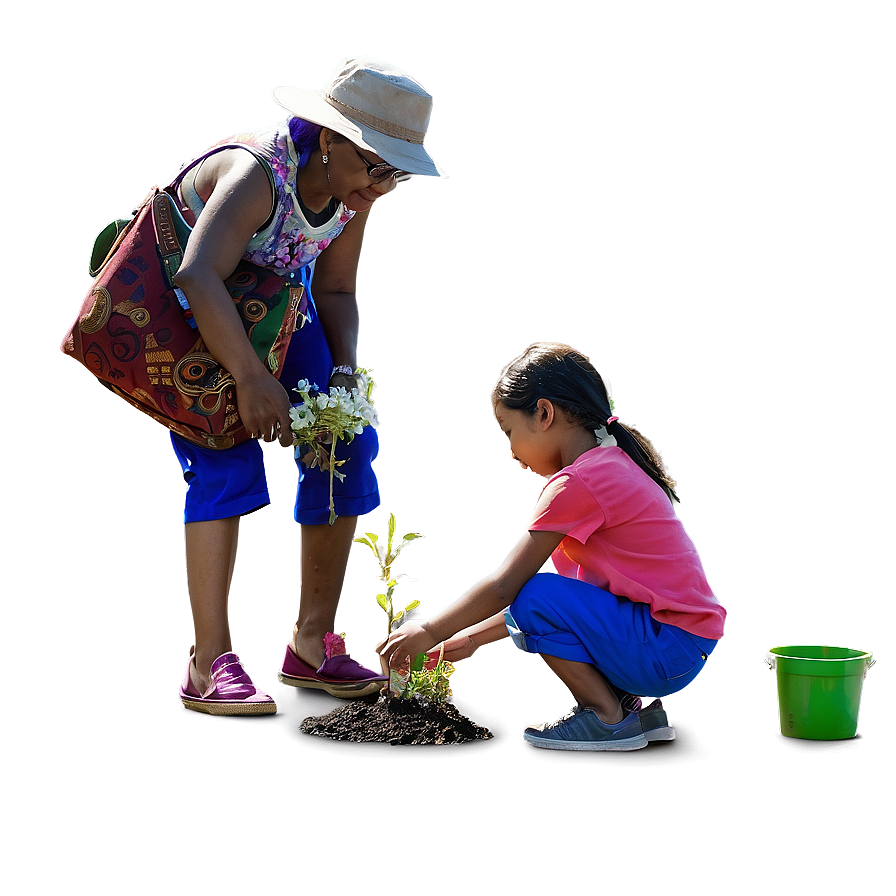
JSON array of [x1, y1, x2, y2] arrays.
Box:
[[505, 573, 717, 698], [171, 297, 380, 526]]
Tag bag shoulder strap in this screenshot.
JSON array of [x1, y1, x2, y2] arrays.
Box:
[[168, 142, 277, 202], [155, 144, 279, 288]]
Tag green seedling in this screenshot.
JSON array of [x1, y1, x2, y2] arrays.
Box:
[[355, 514, 453, 702], [354, 513, 422, 640], [355, 513, 424, 693]]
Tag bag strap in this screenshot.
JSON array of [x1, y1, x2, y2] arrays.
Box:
[[154, 143, 279, 288], [152, 192, 187, 289], [168, 142, 277, 200]]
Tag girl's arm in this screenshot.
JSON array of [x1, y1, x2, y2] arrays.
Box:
[[307, 209, 370, 387], [174, 155, 293, 445], [380, 529, 563, 670], [434, 611, 511, 662]]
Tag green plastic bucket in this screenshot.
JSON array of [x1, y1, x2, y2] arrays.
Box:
[[766, 645, 874, 740]]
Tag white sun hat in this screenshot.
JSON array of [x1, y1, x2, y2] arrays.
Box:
[[273, 57, 442, 177]]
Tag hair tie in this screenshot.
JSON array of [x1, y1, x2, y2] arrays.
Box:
[[607, 416, 619, 425]]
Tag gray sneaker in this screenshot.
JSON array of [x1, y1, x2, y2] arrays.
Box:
[[639, 698, 676, 742], [523, 706, 648, 751]]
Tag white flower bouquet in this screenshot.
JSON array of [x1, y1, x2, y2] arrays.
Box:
[[289, 371, 379, 525]]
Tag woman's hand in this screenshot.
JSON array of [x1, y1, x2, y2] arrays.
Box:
[[328, 371, 366, 394], [379, 622, 438, 671], [234, 371, 293, 446]]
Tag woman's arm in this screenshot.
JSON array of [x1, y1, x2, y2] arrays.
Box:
[[380, 529, 564, 670], [174, 153, 293, 445], [309, 209, 370, 384]]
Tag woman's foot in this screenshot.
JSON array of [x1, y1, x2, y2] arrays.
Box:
[[279, 628, 386, 697], [180, 648, 276, 715], [291, 625, 327, 670]]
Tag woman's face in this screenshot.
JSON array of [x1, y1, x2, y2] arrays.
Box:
[[325, 134, 399, 212]]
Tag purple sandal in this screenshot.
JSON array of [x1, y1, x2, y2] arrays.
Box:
[[179, 649, 277, 716], [279, 631, 386, 698]]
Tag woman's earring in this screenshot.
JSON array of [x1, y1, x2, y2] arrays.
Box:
[[322, 151, 331, 185], [321, 153, 328, 164]]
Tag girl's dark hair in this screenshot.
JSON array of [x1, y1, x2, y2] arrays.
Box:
[[492, 342, 679, 502], [288, 117, 323, 168]]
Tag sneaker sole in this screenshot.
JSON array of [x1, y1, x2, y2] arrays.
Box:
[[523, 731, 648, 751], [644, 726, 676, 743], [278, 671, 384, 699], [180, 696, 277, 716]]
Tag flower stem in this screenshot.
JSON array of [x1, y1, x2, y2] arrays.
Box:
[[328, 439, 337, 525]]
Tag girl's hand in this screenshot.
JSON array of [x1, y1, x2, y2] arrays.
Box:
[[379, 622, 438, 671], [427, 635, 477, 665]]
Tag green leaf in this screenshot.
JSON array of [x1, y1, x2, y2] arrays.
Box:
[[354, 532, 378, 556], [404, 600, 420, 613], [411, 652, 426, 672], [402, 533, 423, 542], [387, 513, 396, 552], [376, 594, 388, 611]]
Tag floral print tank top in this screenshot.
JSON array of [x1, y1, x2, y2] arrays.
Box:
[[178, 122, 355, 275]]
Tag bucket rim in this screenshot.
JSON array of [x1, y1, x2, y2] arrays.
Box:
[[768, 645, 872, 663]]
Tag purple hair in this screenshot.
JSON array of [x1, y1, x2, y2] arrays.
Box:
[[287, 117, 324, 168]]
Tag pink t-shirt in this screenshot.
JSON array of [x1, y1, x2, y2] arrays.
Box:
[[529, 446, 726, 640]]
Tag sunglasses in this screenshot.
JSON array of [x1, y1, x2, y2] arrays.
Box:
[[353, 147, 412, 183]]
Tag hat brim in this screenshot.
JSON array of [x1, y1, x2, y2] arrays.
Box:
[[273, 86, 442, 177]]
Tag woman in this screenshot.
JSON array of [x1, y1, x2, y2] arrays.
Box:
[[172, 58, 442, 715]]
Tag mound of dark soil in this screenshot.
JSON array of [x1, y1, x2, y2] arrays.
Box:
[[300, 694, 493, 745]]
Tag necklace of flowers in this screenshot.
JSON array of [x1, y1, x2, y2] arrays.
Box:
[[289, 370, 379, 525]]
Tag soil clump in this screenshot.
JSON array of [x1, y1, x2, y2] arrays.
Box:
[[300, 694, 493, 745]]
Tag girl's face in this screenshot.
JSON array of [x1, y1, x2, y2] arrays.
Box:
[[325, 135, 399, 212], [494, 401, 564, 477]]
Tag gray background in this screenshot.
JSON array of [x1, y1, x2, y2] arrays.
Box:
[[5, 1, 891, 891]]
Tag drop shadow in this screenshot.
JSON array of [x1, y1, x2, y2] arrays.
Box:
[[769, 731, 868, 759], [175, 704, 281, 728]]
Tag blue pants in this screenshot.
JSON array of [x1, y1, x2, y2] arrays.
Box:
[[505, 573, 717, 698], [171, 299, 379, 526]]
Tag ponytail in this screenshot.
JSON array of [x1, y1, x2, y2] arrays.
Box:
[[492, 342, 679, 503]]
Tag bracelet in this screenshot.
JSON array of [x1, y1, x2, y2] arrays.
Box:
[[330, 365, 355, 378]]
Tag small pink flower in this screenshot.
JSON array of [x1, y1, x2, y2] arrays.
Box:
[[323, 632, 347, 658]]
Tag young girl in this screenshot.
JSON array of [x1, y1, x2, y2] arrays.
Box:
[[380, 342, 726, 751]]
